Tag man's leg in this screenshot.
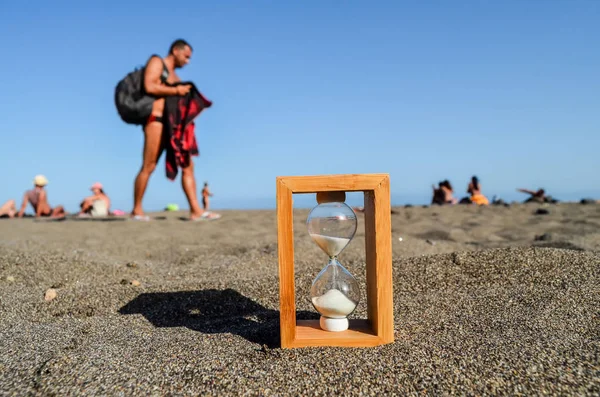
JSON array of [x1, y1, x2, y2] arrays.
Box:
[[132, 120, 164, 216], [51, 205, 66, 218], [181, 160, 204, 218]]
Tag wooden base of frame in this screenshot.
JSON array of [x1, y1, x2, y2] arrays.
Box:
[[291, 320, 384, 348]]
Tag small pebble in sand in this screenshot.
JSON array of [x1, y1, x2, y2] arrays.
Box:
[[6, 276, 15, 282], [398, 237, 403, 242], [44, 288, 57, 302], [126, 262, 138, 268], [131, 280, 141, 287], [535, 233, 552, 241]]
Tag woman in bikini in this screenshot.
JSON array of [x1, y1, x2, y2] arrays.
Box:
[[467, 176, 489, 205]]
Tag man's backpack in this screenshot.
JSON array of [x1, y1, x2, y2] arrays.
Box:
[[114, 55, 169, 125]]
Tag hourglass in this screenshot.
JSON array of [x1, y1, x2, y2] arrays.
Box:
[[276, 173, 395, 348], [307, 196, 360, 332]]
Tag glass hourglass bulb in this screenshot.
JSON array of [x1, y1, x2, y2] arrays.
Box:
[[307, 201, 360, 332]]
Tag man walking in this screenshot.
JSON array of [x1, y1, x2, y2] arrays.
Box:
[[131, 39, 220, 221]]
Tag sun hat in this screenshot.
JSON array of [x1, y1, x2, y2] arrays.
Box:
[[34, 175, 48, 186], [90, 182, 103, 191]]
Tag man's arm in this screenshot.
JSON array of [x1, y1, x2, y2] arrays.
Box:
[[144, 57, 190, 96], [517, 188, 535, 195], [17, 193, 28, 217]]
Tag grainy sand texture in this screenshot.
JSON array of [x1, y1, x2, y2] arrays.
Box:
[[0, 202, 599, 395]]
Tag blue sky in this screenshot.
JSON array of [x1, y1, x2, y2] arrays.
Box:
[[1, 0, 598, 212]]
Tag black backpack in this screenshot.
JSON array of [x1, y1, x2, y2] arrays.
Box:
[[114, 55, 168, 125]]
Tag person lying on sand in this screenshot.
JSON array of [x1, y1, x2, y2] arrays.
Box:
[[467, 176, 489, 205], [432, 180, 457, 205], [0, 199, 17, 218], [17, 175, 66, 218], [517, 188, 548, 203], [79, 182, 111, 217]]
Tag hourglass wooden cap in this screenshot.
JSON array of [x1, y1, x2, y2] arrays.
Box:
[[276, 173, 394, 348], [316, 191, 346, 204]]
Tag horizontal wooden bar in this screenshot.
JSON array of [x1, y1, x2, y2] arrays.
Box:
[[277, 174, 388, 194], [291, 319, 384, 348]]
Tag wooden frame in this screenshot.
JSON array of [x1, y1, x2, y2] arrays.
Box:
[[276, 173, 394, 348]]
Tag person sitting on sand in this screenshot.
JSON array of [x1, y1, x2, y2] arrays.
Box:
[[517, 188, 547, 203], [432, 182, 445, 205], [17, 175, 66, 218], [79, 182, 111, 217], [467, 176, 489, 205], [432, 180, 457, 205], [442, 180, 458, 204], [0, 199, 17, 218]]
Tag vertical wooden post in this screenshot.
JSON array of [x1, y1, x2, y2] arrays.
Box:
[[276, 178, 296, 348], [364, 177, 394, 342]]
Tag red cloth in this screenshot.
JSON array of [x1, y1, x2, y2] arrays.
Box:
[[163, 84, 212, 180]]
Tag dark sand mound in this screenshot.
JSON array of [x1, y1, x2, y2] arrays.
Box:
[[1, 244, 598, 395]]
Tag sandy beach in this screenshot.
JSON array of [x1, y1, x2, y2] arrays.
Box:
[[0, 202, 598, 395]]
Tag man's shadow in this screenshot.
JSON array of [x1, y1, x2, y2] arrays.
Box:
[[119, 289, 318, 348]]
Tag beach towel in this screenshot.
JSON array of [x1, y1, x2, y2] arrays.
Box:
[[163, 83, 212, 180]]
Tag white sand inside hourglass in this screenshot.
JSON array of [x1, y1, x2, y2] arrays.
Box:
[[309, 234, 350, 257], [311, 289, 357, 318]]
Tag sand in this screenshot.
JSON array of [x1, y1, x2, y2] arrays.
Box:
[[311, 289, 357, 318], [0, 202, 599, 395], [308, 234, 350, 257]]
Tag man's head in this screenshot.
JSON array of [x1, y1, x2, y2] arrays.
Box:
[[169, 39, 192, 68], [34, 175, 48, 188]]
